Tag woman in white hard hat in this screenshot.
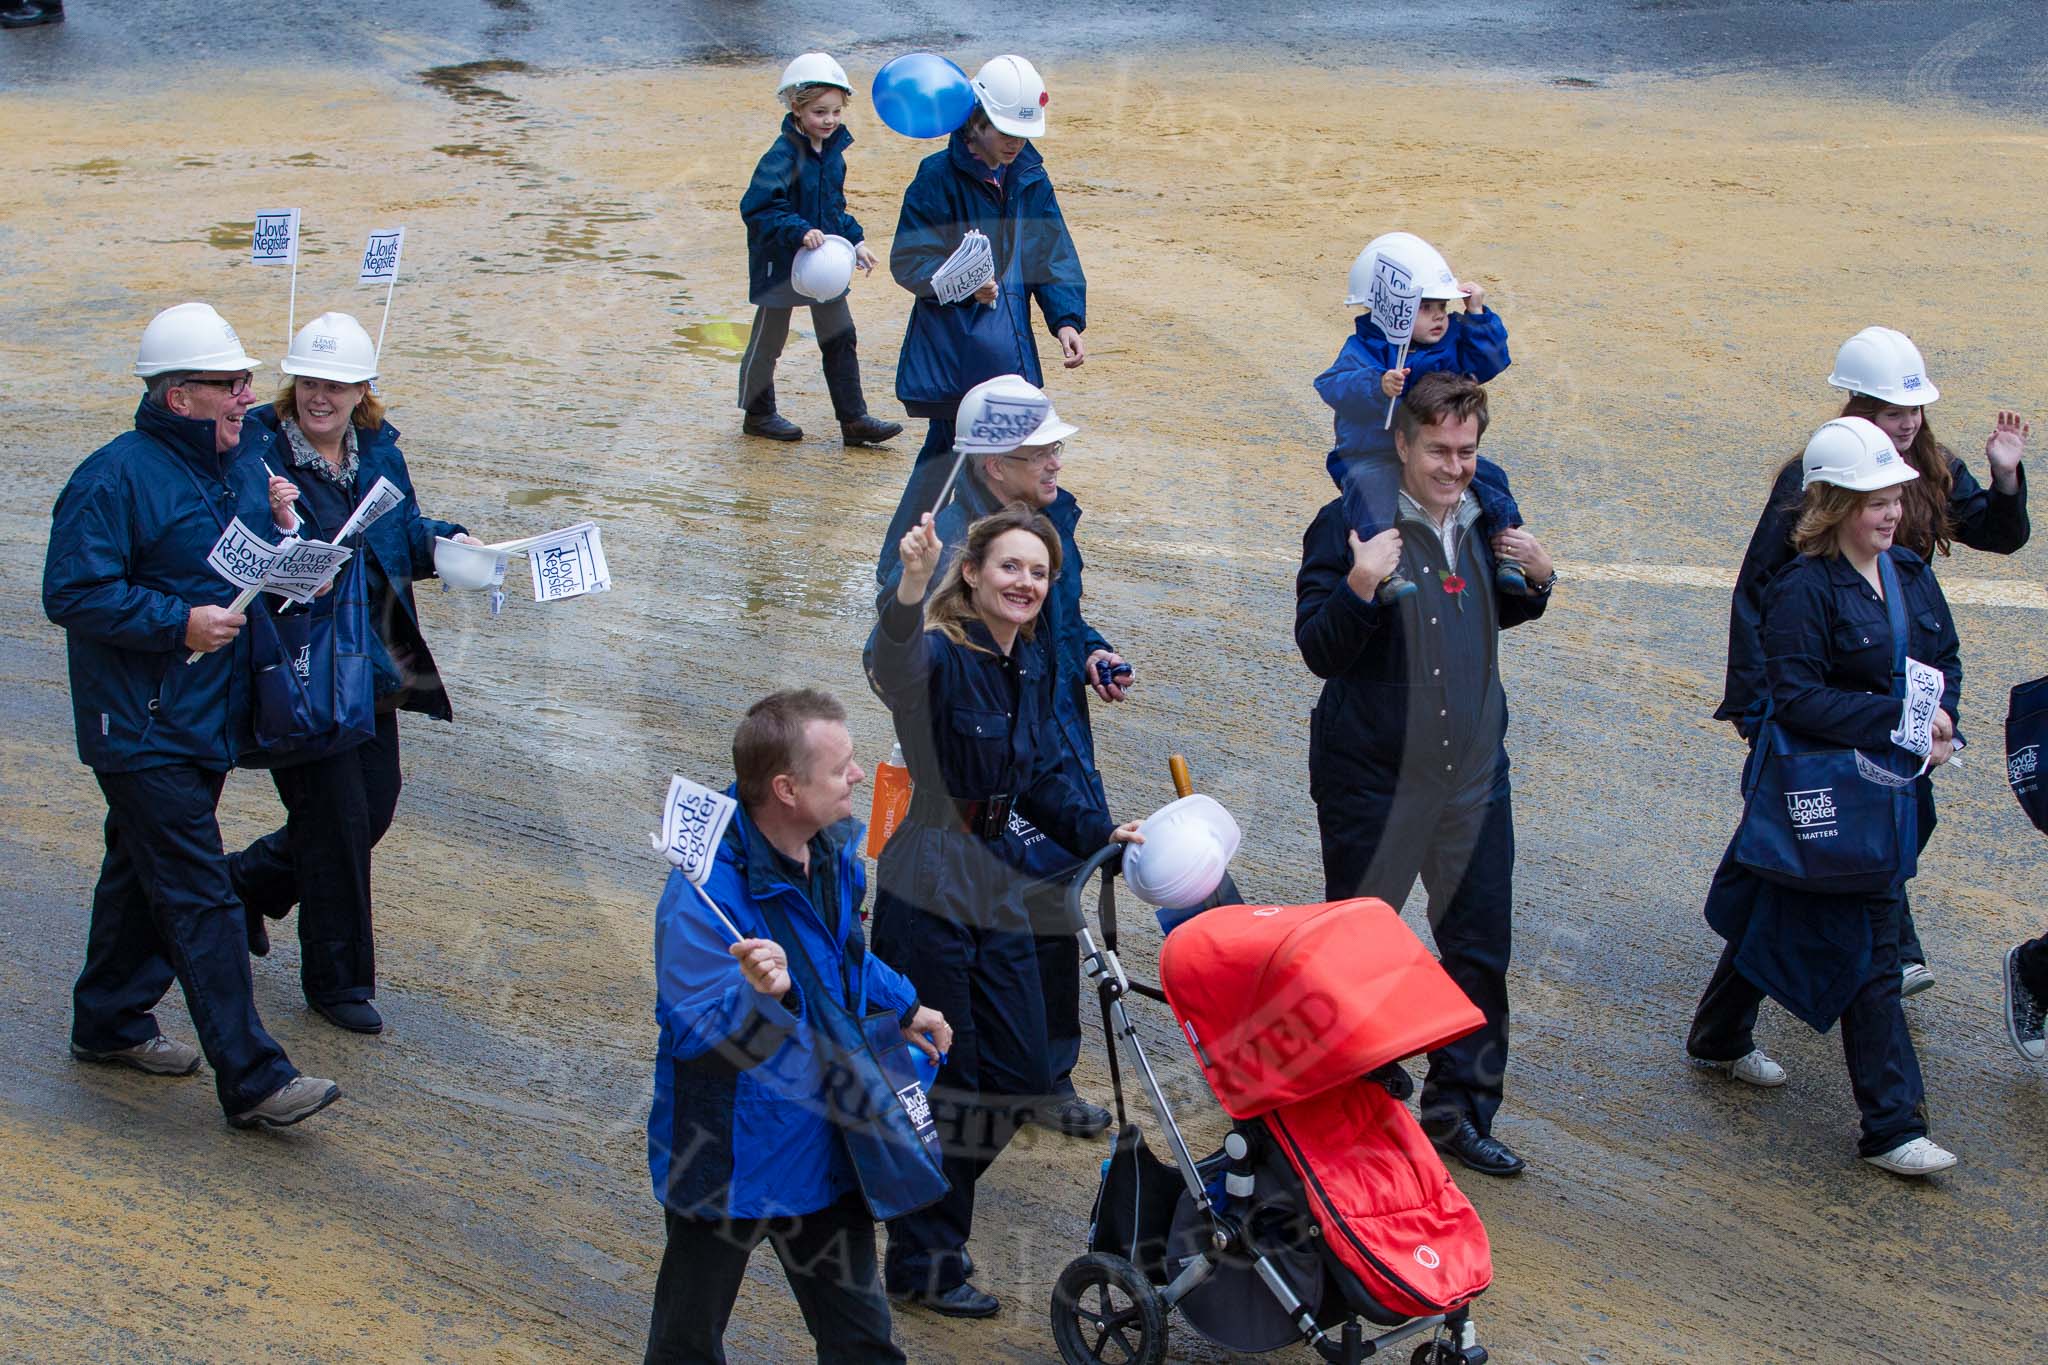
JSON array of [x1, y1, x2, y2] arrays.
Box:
[[1689, 417, 1963, 1178], [869, 504, 1141, 1317], [876, 53, 1088, 575], [226, 312, 483, 1036], [737, 53, 903, 448], [1718, 326, 2029, 995]]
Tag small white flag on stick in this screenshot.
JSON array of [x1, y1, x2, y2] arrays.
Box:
[[333, 475, 406, 542], [358, 225, 406, 362], [253, 206, 304, 342], [191, 519, 354, 662], [1369, 255, 1424, 431], [931, 229, 995, 306], [519, 522, 611, 602], [650, 775, 744, 941]]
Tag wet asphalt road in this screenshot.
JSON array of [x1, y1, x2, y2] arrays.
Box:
[[4, 0, 2048, 117]]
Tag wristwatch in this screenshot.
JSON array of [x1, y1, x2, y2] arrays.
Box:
[[1530, 569, 1559, 594]]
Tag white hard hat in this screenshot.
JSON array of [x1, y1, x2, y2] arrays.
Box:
[[1827, 326, 1939, 406], [282, 311, 378, 384], [1121, 794, 1242, 909], [777, 52, 852, 98], [791, 234, 857, 301], [434, 536, 511, 590], [134, 302, 263, 378], [1801, 417, 1922, 493], [1344, 231, 1467, 307], [955, 374, 1079, 455], [971, 54, 1050, 137]]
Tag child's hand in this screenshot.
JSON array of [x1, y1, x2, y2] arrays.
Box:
[[853, 242, 877, 274], [973, 279, 1000, 305], [802, 228, 825, 251], [1461, 282, 1487, 313], [1379, 367, 1409, 400]]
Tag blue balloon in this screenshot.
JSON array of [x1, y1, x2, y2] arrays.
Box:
[[872, 52, 976, 139]]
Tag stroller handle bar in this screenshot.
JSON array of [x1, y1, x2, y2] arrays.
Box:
[[1064, 842, 1169, 1004]]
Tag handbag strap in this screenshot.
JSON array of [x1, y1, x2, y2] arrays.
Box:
[[1878, 551, 1908, 697]]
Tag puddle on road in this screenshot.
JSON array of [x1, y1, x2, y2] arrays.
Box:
[[58, 157, 123, 179], [672, 319, 750, 361], [417, 59, 533, 105], [205, 221, 248, 251]]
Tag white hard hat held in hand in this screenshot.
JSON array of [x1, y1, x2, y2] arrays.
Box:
[[1344, 231, 1467, 307], [1801, 416, 1922, 492], [778, 52, 852, 98], [954, 374, 1079, 455], [282, 312, 379, 384], [1828, 326, 1939, 406], [972, 54, 1050, 137], [791, 235, 858, 301], [434, 536, 511, 590], [134, 302, 264, 377], [1122, 795, 1242, 910]]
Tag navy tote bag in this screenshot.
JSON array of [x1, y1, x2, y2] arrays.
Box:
[[2006, 675, 2048, 835], [246, 553, 378, 767], [1733, 554, 1921, 896]]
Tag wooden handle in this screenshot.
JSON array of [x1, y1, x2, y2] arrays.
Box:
[[1169, 754, 1194, 799]]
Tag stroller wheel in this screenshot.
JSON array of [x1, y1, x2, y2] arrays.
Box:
[[1412, 1343, 1471, 1365], [1050, 1252, 1168, 1365]]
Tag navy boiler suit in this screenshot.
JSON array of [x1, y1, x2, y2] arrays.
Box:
[[43, 399, 300, 1114], [1295, 490, 1550, 1138], [1717, 453, 2026, 966], [867, 595, 1113, 1295]]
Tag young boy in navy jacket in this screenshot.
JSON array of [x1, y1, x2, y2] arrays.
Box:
[[1316, 235, 1524, 599], [737, 54, 902, 447]]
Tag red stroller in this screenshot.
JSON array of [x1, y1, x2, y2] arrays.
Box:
[[1049, 845, 1494, 1365]]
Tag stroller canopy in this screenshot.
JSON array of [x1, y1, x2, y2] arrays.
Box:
[[1159, 898, 1484, 1118]]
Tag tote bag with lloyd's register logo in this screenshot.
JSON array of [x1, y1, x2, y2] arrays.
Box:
[[1734, 555, 1922, 896]]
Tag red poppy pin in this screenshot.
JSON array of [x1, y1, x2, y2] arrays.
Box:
[[1442, 573, 1467, 595]]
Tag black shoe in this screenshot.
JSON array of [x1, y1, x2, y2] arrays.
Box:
[[312, 999, 384, 1035], [892, 1281, 999, 1318], [0, 1, 63, 27], [1376, 573, 1419, 604], [1495, 560, 1529, 594], [842, 414, 904, 447], [2006, 945, 2047, 1063], [1366, 1061, 1414, 1101], [1041, 1096, 1112, 1138], [1429, 1117, 1525, 1177], [742, 412, 802, 442]]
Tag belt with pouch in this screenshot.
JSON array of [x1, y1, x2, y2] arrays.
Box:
[[954, 794, 1015, 840]]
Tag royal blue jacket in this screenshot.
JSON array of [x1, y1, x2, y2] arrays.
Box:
[[742, 117, 864, 308], [1706, 548, 1961, 1030], [891, 130, 1085, 417], [1716, 455, 2026, 728], [44, 399, 282, 773], [871, 465, 1113, 824], [1315, 310, 1511, 462], [649, 799, 920, 1220], [245, 406, 465, 721]]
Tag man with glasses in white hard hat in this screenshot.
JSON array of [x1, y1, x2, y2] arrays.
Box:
[[871, 374, 1131, 1141], [878, 54, 1088, 574], [42, 302, 340, 1131]]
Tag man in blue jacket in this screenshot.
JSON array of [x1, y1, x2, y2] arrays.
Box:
[[43, 302, 339, 1130], [870, 375, 1128, 1138], [1294, 374, 1554, 1179], [877, 55, 1086, 573], [645, 688, 951, 1363]]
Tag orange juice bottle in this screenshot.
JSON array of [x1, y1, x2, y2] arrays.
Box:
[[867, 742, 912, 859]]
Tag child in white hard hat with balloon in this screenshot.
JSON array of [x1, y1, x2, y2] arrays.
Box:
[[737, 53, 904, 449], [1315, 231, 1526, 601]]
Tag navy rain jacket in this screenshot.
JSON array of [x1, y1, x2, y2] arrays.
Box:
[[246, 406, 465, 720], [1315, 310, 1511, 462], [1705, 548, 1962, 1030], [649, 799, 920, 1220], [891, 130, 1085, 417], [44, 399, 280, 773], [1716, 454, 2026, 727], [741, 116, 864, 308]]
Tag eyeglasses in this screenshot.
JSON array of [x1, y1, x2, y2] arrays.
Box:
[[176, 374, 255, 397], [1006, 441, 1064, 465]]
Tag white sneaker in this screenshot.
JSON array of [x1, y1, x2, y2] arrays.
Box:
[[1688, 1048, 1787, 1088], [1862, 1137, 1957, 1177], [1900, 962, 1936, 998]]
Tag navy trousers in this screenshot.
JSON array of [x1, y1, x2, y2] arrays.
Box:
[[870, 898, 1050, 1295], [645, 1196, 903, 1364], [877, 419, 958, 582], [1316, 765, 1515, 1137], [1687, 891, 1926, 1157], [738, 298, 866, 422], [2018, 933, 2048, 997], [230, 712, 402, 1004], [73, 764, 296, 1113]]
